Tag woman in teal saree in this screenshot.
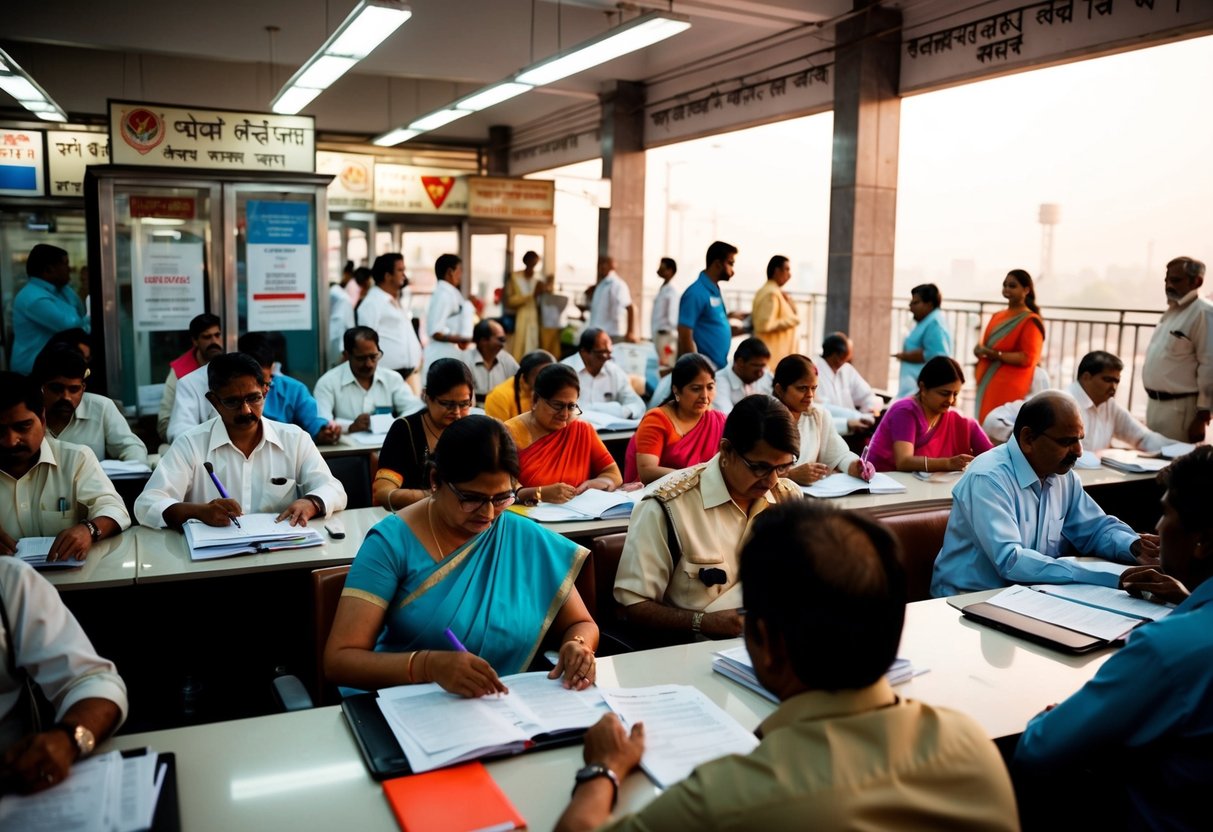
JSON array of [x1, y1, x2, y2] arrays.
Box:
[[325, 416, 598, 698]]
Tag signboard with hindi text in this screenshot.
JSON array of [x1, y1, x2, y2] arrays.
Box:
[[466, 177, 554, 223], [108, 100, 315, 173], [0, 129, 44, 197], [373, 164, 468, 214], [47, 131, 110, 198]]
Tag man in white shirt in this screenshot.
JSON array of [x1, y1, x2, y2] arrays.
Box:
[[33, 345, 148, 464], [0, 372, 130, 563], [157, 313, 223, 442], [313, 326, 422, 431], [651, 258, 679, 371], [1141, 256, 1211, 442], [462, 319, 518, 405], [714, 337, 773, 415], [357, 252, 422, 384], [588, 256, 635, 342], [562, 328, 645, 419], [982, 351, 1171, 453], [423, 253, 473, 376], [328, 260, 356, 369], [813, 332, 881, 435], [136, 353, 346, 529]]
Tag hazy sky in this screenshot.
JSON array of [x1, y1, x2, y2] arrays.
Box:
[[541, 33, 1213, 313]]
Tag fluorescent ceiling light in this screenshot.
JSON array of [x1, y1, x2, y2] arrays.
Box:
[[271, 0, 411, 115], [456, 81, 533, 113], [516, 13, 691, 86], [0, 47, 68, 121], [409, 108, 471, 131], [36, 111, 67, 122], [372, 127, 421, 146], [0, 74, 43, 102]]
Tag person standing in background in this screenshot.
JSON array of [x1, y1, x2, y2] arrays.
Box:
[[357, 253, 423, 388], [651, 258, 679, 372], [423, 254, 473, 376], [328, 260, 356, 368], [505, 251, 543, 360], [973, 269, 1045, 423], [588, 256, 635, 343], [11, 245, 90, 375], [1141, 256, 1211, 442], [751, 255, 800, 368], [894, 284, 953, 399], [678, 241, 743, 373]]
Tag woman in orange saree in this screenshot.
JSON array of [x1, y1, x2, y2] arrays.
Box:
[[973, 269, 1046, 423], [505, 363, 622, 505]]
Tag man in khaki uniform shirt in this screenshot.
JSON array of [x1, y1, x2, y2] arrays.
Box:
[[0, 372, 130, 562], [613, 395, 802, 643], [559, 502, 1019, 832], [751, 255, 800, 368]]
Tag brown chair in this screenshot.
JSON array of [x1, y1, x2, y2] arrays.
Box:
[[310, 565, 351, 706], [590, 533, 628, 626], [875, 508, 952, 602]]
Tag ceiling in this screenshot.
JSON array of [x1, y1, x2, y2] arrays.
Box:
[[2, 0, 854, 146]]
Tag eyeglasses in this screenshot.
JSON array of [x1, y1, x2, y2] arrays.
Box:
[[447, 482, 517, 513], [434, 397, 473, 412], [43, 382, 85, 396], [350, 351, 383, 364], [543, 398, 582, 416], [216, 391, 266, 411], [735, 452, 793, 479]]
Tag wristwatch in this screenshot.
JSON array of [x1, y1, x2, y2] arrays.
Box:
[[82, 519, 101, 541], [691, 611, 705, 634], [572, 764, 619, 807], [53, 721, 96, 760]]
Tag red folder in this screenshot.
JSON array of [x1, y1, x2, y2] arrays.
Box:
[[382, 761, 526, 832]]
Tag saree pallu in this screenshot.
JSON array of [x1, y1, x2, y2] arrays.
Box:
[[974, 310, 1044, 423], [343, 511, 587, 674], [506, 418, 615, 488], [622, 408, 725, 482]]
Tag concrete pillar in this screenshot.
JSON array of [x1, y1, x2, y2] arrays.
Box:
[[598, 81, 646, 315], [486, 125, 511, 176], [825, 2, 902, 388]]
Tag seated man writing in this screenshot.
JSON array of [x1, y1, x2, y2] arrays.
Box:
[[931, 391, 1157, 597], [0, 372, 130, 562], [312, 326, 421, 432], [562, 328, 645, 420], [135, 353, 346, 529], [1014, 445, 1213, 830], [613, 395, 801, 643], [32, 344, 148, 464], [558, 501, 1018, 831], [0, 556, 127, 794]]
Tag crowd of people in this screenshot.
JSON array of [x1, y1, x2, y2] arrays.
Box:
[[2, 240, 1210, 829]]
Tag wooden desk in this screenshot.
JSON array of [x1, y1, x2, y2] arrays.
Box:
[[101, 595, 1111, 832]]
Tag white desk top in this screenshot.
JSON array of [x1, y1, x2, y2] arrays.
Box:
[[43, 533, 139, 591], [318, 434, 384, 456], [101, 595, 1111, 831]]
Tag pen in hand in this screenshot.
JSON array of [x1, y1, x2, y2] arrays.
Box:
[[203, 461, 242, 528], [444, 627, 468, 652]]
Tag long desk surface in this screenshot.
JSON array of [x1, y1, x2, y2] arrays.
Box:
[[101, 595, 1113, 832]]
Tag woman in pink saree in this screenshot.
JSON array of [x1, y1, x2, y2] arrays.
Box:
[[625, 354, 727, 484]]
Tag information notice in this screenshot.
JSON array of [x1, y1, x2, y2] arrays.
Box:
[[134, 240, 205, 331], [246, 200, 313, 331]]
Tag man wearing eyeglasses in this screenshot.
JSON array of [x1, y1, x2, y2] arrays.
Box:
[[32, 344, 148, 464], [0, 372, 129, 562], [562, 328, 645, 420], [462, 319, 518, 405], [931, 391, 1158, 597], [135, 353, 347, 529], [313, 326, 422, 432]]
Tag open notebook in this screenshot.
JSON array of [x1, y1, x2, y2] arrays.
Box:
[[804, 471, 907, 498], [182, 512, 324, 560], [527, 488, 642, 522]]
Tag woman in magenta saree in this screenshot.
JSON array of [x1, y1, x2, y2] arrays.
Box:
[[624, 354, 726, 484]]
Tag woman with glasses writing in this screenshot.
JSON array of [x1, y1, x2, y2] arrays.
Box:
[[326, 416, 598, 697], [373, 359, 475, 511], [613, 395, 802, 646], [504, 364, 622, 505]]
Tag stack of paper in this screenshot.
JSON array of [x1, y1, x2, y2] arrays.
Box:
[[1098, 449, 1170, 474], [577, 409, 641, 432], [804, 471, 907, 498], [985, 585, 1143, 641], [711, 646, 925, 704], [14, 537, 81, 570], [528, 488, 641, 522], [1029, 582, 1173, 622], [183, 512, 325, 560], [0, 749, 166, 832], [99, 460, 153, 480]]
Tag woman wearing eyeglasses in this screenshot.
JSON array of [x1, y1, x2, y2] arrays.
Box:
[[373, 358, 475, 511], [613, 395, 802, 646], [865, 356, 994, 473], [623, 353, 726, 484], [327, 416, 598, 697], [504, 364, 622, 505], [770, 354, 874, 485]]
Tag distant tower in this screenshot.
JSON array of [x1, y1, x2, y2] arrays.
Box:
[[1038, 203, 1061, 282]]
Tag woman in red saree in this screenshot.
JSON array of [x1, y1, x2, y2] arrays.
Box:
[[624, 353, 726, 484], [505, 363, 622, 504], [973, 269, 1046, 423]]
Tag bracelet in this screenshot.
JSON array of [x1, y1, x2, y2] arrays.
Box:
[[571, 634, 594, 654], [407, 650, 419, 684]]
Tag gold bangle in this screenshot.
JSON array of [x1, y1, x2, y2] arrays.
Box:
[[407, 650, 419, 684]]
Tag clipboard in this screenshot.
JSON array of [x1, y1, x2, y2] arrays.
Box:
[[956, 601, 1110, 654], [340, 692, 588, 780]]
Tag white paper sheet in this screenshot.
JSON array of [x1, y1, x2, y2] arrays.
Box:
[[986, 585, 1140, 641], [804, 471, 907, 498], [1030, 583, 1173, 622]]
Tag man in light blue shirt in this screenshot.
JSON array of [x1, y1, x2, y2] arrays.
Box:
[[677, 241, 740, 372], [11, 244, 90, 375], [1014, 445, 1213, 830], [894, 284, 952, 399], [931, 391, 1155, 597]]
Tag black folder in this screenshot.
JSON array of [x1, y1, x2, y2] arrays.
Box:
[[959, 601, 1111, 654], [120, 748, 181, 832]]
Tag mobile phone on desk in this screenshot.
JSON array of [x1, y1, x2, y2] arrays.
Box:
[[325, 519, 346, 540]]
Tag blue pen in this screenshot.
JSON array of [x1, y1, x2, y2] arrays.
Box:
[[58, 497, 68, 517], [444, 628, 468, 652], [203, 461, 242, 529]]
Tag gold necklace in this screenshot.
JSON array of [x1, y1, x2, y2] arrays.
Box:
[[917, 395, 942, 430]]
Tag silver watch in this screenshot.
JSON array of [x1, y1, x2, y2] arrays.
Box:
[[691, 611, 705, 633], [56, 722, 96, 759]]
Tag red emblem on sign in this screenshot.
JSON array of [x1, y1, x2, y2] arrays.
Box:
[[120, 108, 166, 155], [421, 176, 454, 209]]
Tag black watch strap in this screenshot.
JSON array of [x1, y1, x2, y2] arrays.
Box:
[[572, 764, 619, 808], [82, 519, 101, 541]]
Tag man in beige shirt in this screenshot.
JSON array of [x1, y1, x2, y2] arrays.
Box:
[[0, 372, 130, 562], [1141, 256, 1211, 442], [751, 255, 800, 368], [560, 501, 1019, 832], [613, 395, 801, 644]]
